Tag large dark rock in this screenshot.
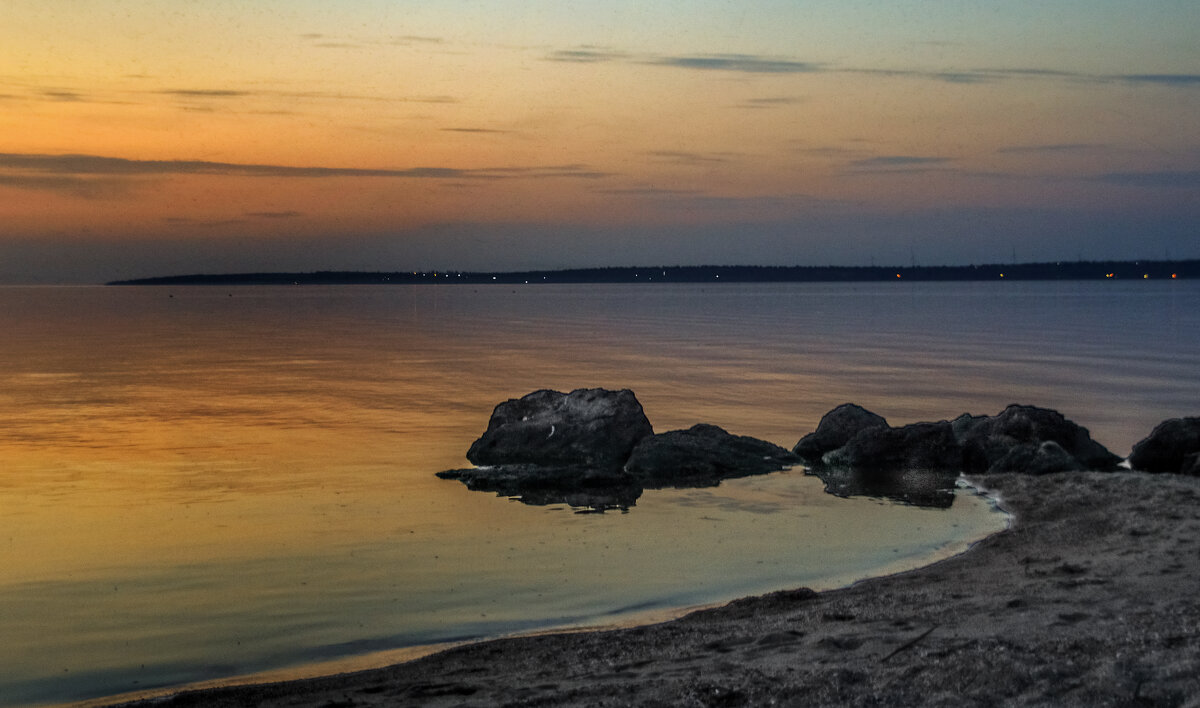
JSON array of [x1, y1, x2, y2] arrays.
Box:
[[987, 441, 1085, 475], [792, 404, 888, 464], [466, 388, 653, 468], [1128, 417, 1200, 474], [956, 405, 1121, 474], [822, 420, 962, 473], [624, 424, 799, 487]]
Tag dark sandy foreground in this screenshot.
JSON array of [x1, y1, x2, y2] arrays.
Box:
[[113, 472, 1200, 707]]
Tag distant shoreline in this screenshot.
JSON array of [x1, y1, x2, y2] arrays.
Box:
[[107, 259, 1200, 286]]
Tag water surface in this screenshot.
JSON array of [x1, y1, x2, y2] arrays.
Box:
[[2, 281, 1197, 706]]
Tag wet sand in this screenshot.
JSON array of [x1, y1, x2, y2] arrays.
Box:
[[109, 471, 1200, 707]]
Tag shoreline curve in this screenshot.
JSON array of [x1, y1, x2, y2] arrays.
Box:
[[107, 471, 1200, 706]]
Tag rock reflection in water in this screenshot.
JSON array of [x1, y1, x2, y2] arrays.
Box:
[[807, 467, 960, 508], [437, 464, 644, 512]]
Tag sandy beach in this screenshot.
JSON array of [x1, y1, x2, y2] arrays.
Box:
[[103, 470, 1200, 707]]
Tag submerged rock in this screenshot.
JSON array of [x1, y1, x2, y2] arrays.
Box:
[[957, 405, 1121, 474], [792, 403, 888, 464], [466, 388, 653, 468], [1128, 417, 1200, 474], [625, 424, 799, 487]]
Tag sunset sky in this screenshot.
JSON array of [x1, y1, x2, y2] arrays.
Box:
[[2, 1, 1198, 283]]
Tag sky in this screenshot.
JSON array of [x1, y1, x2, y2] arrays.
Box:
[[1, 1, 1198, 283]]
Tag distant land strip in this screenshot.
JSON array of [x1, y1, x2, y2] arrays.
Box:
[[107, 260, 1200, 286]]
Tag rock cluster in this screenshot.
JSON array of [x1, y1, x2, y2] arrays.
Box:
[[793, 403, 1125, 503], [438, 388, 1200, 511], [438, 388, 797, 511], [794, 403, 1120, 476]]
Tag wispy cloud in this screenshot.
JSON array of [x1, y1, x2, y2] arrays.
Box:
[[245, 211, 303, 219], [1093, 170, 1200, 188], [166, 211, 304, 227], [644, 54, 823, 74], [737, 96, 805, 109], [850, 156, 952, 169], [158, 89, 253, 98], [793, 143, 877, 159], [594, 186, 705, 197], [543, 45, 1200, 91], [544, 48, 629, 64], [41, 89, 87, 102], [645, 150, 735, 165], [592, 184, 827, 215], [155, 88, 459, 104], [164, 216, 247, 228], [0, 173, 135, 199], [996, 143, 1106, 154], [442, 127, 511, 134], [389, 35, 444, 45], [0, 153, 609, 194], [848, 68, 999, 84], [299, 32, 446, 49], [1116, 74, 1200, 87]]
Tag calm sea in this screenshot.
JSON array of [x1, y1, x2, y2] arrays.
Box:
[[1, 281, 1196, 707]]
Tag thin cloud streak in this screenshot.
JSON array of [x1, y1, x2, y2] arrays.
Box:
[[645, 151, 734, 165], [245, 211, 303, 219], [1094, 170, 1200, 188], [644, 54, 824, 74], [544, 48, 629, 63], [1117, 74, 1200, 87], [41, 90, 87, 102], [737, 96, 805, 109], [442, 127, 511, 134], [544, 46, 1200, 90], [0, 173, 136, 199], [160, 89, 253, 98], [0, 152, 609, 185], [996, 143, 1106, 154], [851, 156, 952, 168]]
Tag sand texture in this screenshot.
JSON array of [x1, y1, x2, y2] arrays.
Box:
[[111, 471, 1200, 707]]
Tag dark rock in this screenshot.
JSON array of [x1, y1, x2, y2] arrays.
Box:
[[988, 441, 1085, 475], [1128, 417, 1200, 474], [957, 405, 1121, 474], [624, 424, 799, 487], [951, 413, 988, 440], [793, 404, 888, 464], [823, 421, 962, 473], [443, 390, 800, 511], [466, 388, 653, 468], [1183, 453, 1200, 476]]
